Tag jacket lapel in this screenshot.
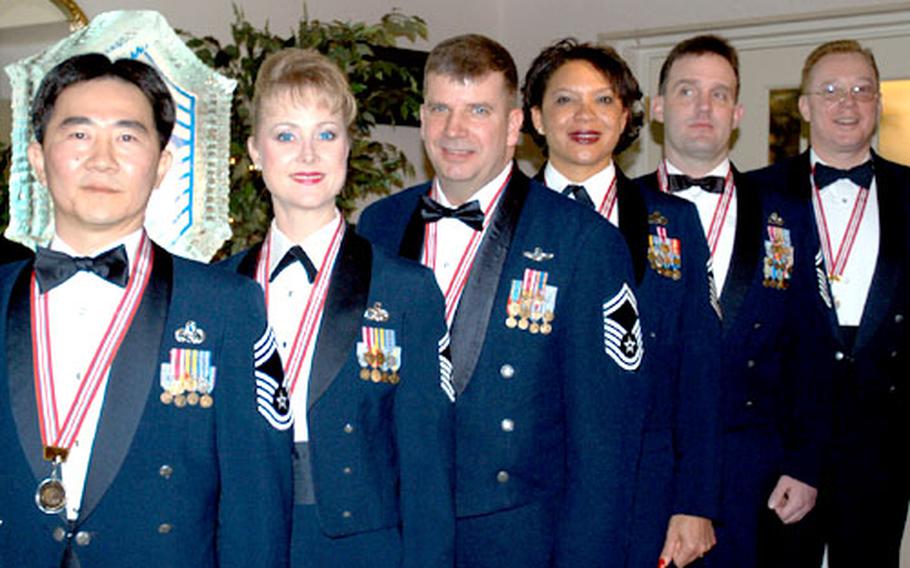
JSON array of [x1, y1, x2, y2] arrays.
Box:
[[616, 170, 649, 285], [235, 243, 262, 279], [78, 246, 172, 521], [787, 152, 841, 338], [854, 154, 905, 351], [307, 227, 372, 409], [720, 169, 761, 327], [449, 168, 530, 394], [7, 261, 47, 487], [398, 182, 432, 262]]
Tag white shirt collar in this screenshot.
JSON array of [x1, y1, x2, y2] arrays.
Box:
[[665, 158, 731, 180], [434, 162, 513, 210], [268, 210, 341, 274], [809, 148, 873, 170], [543, 161, 616, 193]]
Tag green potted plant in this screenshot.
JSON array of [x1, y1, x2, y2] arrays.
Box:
[[182, 7, 427, 257]]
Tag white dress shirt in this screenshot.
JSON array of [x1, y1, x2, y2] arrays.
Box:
[[543, 161, 620, 226], [811, 150, 879, 327], [666, 159, 737, 294], [47, 229, 143, 520], [266, 214, 339, 442], [430, 163, 511, 297]]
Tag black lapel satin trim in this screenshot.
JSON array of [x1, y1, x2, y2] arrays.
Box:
[[399, 190, 428, 262], [616, 170, 649, 284], [79, 245, 172, 521], [236, 242, 263, 279], [720, 170, 761, 327], [449, 168, 531, 394], [307, 226, 372, 409], [854, 154, 904, 351], [790, 152, 813, 200], [7, 261, 47, 487]]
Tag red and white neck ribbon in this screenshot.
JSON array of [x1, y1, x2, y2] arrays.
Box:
[[422, 172, 510, 327], [596, 175, 618, 220], [657, 160, 734, 257], [31, 233, 153, 459], [256, 216, 345, 395], [810, 165, 870, 281]]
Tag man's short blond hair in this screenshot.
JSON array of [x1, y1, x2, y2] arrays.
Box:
[[801, 40, 880, 93]]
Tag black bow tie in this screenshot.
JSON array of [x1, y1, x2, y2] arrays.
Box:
[[814, 161, 874, 190], [667, 174, 726, 194], [34, 245, 130, 293], [418, 195, 485, 231], [561, 184, 595, 209], [270, 245, 318, 284]]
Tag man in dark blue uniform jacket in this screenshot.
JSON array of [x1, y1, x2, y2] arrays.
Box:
[[358, 34, 644, 568], [638, 35, 830, 568], [0, 53, 292, 568], [749, 39, 910, 568]]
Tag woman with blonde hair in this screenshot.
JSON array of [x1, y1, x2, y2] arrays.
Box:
[[223, 48, 455, 567]]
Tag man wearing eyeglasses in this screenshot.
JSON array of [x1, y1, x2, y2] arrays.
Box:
[[750, 39, 910, 568]]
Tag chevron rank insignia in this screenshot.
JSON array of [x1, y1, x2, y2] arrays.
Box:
[[254, 327, 292, 430], [602, 283, 643, 371]]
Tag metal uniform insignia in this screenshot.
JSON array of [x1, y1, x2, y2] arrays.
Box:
[[364, 302, 390, 323], [602, 283, 644, 371], [647, 211, 668, 226], [523, 247, 555, 262], [159, 347, 217, 407], [647, 226, 682, 280], [505, 268, 558, 335], [175, 320, 206, 344], [356, 327, 402, 385], [254, 327, 293, 430], [762, 217, 794, 290]]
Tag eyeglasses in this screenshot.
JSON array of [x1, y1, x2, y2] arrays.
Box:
[[805, 83, 879, 104]]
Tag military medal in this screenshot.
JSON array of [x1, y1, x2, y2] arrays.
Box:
[[810, 166, 871, 286], [36, 458, 66, 514], [647, 225, 683, 280], [255, 216, 345, 408], [505, 281, 521, 328], [357, 326, 402, 384], [159, 347, 217, 409], [505, 268, 558, 335], [422, 173, 510, 327], [30, 235, 153, 515], [762, 223, 794, 290]]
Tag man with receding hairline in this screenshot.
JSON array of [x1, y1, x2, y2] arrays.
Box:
[[750, 39, 910, 568], [359, 34, 645, 568], [639, 34, 830, 568]]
